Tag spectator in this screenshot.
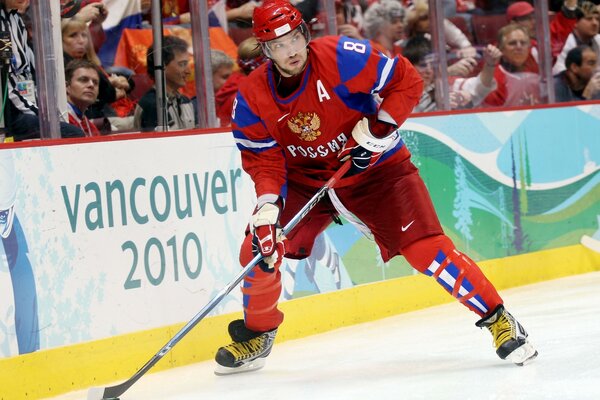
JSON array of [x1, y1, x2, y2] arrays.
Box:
[[61, 17, 129, 130], [133, 35, 196, 132], [553, 1, 600, 75], [14, 0, 25, 13], [362, 0, 406, 57], [336, 0, 363, 40], [483, 24, 540, 107], [0, 0, 83, 141], [506, 2, 539, 63], [60, 0, 108, 53], [226, 1, 264, 29], [104, 66, 138, 124], [506, 2, 535, 39], [65, 59, 101, 137], [554, 44, 600, 101], [215, 36, 266, 126], [551, 0, 580, 62], [159, 0, 260, 29], [404, 0, 476, 58], [211, 49, 234, 94], [403, 35, 501, 112], [452, 43, 502, 107]]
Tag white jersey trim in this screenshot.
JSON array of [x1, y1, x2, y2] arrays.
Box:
[[235, 138, 278, 150], [328, 188, 374, 241], [372, 57, 395, 93]]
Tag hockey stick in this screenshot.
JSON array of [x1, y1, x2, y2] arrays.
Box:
[[87, 161, 350, 400]]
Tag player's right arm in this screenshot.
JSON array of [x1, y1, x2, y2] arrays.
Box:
[[231, 91, 287, 205]]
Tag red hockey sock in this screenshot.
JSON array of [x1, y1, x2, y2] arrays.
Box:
[[401, 235, 502, 317], [239, 234, 284, 332]]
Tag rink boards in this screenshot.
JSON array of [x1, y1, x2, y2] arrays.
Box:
[[1, 103, 599, 399]]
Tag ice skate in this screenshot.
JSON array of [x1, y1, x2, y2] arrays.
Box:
[[476, 304, 538, 366], [214, 319, 277, 375]]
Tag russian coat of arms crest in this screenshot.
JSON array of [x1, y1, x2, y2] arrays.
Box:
[[287, 112, 322, 142]]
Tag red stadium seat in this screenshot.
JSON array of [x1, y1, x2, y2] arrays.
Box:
[[471, 14, 508, 46], [228, 27, 253, 45]]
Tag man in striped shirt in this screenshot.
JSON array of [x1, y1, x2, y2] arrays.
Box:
[[1, 0, 83, 140]]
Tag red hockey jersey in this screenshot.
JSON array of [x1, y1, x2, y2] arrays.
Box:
[[231, 35, 422, 200]]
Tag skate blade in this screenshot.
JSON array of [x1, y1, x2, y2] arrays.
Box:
[[508, 342, 538, 366], [214, 357, 266, 376]]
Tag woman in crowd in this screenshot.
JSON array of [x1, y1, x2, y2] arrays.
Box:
[[404, 0, 476, 57], [362, 0, 406, 57], [61, 17, 130, 130]]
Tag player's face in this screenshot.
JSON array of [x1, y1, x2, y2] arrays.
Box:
[[265, 27, 309, 77], [67, 68, 99, 109]]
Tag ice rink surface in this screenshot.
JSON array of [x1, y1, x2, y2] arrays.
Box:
[[52, 271, 600, 400]]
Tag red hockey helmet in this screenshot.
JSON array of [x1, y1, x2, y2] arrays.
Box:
[[252, 0, 304, 42]]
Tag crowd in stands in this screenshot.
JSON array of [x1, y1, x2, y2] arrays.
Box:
[[1, 0, 599, 142]]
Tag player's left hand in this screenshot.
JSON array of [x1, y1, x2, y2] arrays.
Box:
[[252, 231, 287, 273], [250, 201, 287, 273], [338, 117, 398, 176]]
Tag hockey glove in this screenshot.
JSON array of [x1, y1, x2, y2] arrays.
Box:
[[338, 117, 398, 176], [252, 230, 287, 273], [251, 201, 288, 273]]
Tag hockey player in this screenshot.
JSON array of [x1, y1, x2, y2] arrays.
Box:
[[215, 0, 538, 375]]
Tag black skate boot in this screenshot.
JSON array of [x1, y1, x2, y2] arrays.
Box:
[[214, 319, 277, 375], [476, 304, 538, 366]]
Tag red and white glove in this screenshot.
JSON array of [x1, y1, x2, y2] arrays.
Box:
[[338, 117, 398, 176], [250, 202, 288, 273]]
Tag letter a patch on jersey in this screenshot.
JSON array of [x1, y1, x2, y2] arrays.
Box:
[[316, 80, 331, 103]]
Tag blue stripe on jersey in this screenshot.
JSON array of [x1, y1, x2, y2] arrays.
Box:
[[233, 93, 263, 128], [232, 129, 278, 153], [372, 56, 398, 94], [280, 180, 288, 200], [268, 64, 312, 104], [375, 138, 405, 166], [333, 85, 378, 113], [336, 37, 372, 83]]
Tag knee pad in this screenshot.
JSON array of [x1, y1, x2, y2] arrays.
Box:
[[402, 235, 502, 317]]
